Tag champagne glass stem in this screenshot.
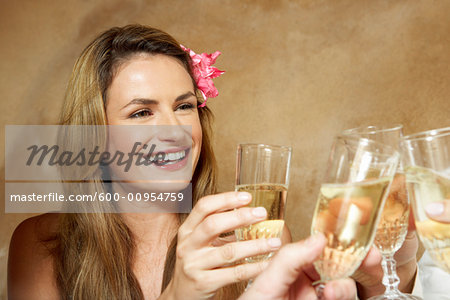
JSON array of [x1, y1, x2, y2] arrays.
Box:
[[368, 253, 422, 299], [380, 253, 400, 295]]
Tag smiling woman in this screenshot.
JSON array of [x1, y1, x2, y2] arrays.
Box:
[[7, 23, 377, 300], [7, 24, 282, 300], [105, 54, 201, 194]]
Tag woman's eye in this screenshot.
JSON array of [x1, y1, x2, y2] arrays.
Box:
[[176, 103, 195, 111], [130, 109, 152, 119]]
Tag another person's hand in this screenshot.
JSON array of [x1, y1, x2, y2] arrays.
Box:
[[352, 232, 419, 299], [239, 234, 356, 300], [160, 192, 281, 300], [425, 200, 450, 223]]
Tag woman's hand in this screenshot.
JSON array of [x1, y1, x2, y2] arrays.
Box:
[[239, 234, 356, 300], [160, 191, 282, 300]]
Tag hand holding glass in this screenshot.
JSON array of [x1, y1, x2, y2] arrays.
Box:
[[235, 144, 292, 263], [403, 127, 450, 273], [343, 125, 421, 300], [311, 136, 399, 297]]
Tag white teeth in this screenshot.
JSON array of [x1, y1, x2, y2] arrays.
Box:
[[150, 150, 186, 163], [167, 152, 176, 161]]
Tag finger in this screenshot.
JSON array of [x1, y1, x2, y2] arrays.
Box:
[[425, 201, 450, 223], [394, 230, 418, 266], [207, 260, 269, 291], [324, 278, 356, 300], [197, 238, 282, 269], [180, 192, 251, 237], [248, 233, 326, 297], [189, 207, 267, 247], [303, 261, 320, 282], [358, 246, 382, 271], [211, 233, 237, 247], [352, 246, 382, 288], [190, 206, 267, 246]]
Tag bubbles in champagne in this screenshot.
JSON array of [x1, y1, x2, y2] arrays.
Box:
[[416, 220, 450, 272], [235, 184, 287, 262], [374, 173, 410, 254]]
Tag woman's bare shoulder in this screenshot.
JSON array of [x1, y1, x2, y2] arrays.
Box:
[[8, 213, 60, 300]]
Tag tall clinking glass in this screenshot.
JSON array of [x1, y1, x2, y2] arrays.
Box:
[[235, 144, 292, 263], [235, 144, 292, 262], [311, 136, 399, 299], [343, 125, 421, 300], [403, 127, 450, 273], [235, 144, 291, 289]]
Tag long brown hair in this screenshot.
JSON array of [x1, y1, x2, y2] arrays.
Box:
[[54, 25, 232, 299]]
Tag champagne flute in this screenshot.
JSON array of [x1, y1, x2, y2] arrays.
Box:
[[311, 135, 399, 298], [343, 125, 421, 300], [235, 144, 291, 288], [403, 127, 450, 273]]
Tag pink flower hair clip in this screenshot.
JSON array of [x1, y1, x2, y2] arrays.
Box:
[[181, 45, 225, 107]]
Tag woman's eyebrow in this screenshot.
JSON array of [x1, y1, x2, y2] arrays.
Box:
[[121, 91, 195, 110], [175, 91, 196, 102], [121, 98, 158, 110]]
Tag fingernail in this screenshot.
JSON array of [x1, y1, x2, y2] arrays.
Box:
[[237, 192, 251, 202], [252, 207, 267, 217], [426, 202, 444, 216], [267, 238, 282, 248]]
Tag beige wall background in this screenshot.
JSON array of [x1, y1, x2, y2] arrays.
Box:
[[1, 0, 449, 297]]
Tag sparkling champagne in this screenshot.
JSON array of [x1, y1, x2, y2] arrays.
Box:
[[311, 178, 391, 280], [235, 184, 287, 262], [406, 166, 450, 272], [374, 173, 410, 254]]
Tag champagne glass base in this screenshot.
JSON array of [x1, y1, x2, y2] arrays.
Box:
[[368, 293, 422, 300]]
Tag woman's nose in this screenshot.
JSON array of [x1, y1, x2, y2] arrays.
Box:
[[157, 125, 187, 143], [157, 111, 187, 142], [157, 108, 181, 126]]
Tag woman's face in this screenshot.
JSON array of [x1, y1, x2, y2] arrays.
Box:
[[105, 53, 202, 191]]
